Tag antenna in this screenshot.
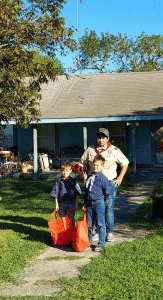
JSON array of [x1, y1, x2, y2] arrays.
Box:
[[76, 0, 82, 73], [77, 0, 79, 62], [71, 0, 82, 74]]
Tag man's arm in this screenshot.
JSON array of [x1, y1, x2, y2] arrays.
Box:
[[115, 164, 128, 187], [79, 148, 89, 183]]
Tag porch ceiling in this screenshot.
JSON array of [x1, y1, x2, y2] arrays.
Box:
[[38, 71, 163, 120]]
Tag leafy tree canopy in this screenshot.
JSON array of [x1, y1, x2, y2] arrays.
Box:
[[0, 0, 75, 129], [75, 29, 163, 73], [27, 50, 66, 75]]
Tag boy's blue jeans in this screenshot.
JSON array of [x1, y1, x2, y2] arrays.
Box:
[[95, 180, 117, 234], [86, 199, 106, 246], [105, 180, 117, 233], [58, 202, 76, 229]]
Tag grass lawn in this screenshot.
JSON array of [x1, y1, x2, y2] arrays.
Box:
[[0, 176, 163, 300], [0, 176, 85, 287], [55, 230, 163, 300]]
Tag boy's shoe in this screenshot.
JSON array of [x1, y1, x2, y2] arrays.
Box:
[[95, 245, 105, 252], [92, 233, 99, 241], [106, 232, 114, 242], [85, 245, 91, 251]]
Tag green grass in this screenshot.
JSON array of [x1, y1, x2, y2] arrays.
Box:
[[0, 177, 85, 286], [56, 230, 163, 300], [0, 178, 54, 285], [0, 176, 163, 300], [44, 256, 83, 261], [125, 178, 163, 230]]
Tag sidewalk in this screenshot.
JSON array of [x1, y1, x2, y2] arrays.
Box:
[[0, 169, 163, 297]]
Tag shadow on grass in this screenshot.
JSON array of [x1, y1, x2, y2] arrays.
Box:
[[0, 220, 52, 245], [0, 215, 48, 227]]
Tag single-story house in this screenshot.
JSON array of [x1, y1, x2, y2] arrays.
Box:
[[3, 71, 163, 172]]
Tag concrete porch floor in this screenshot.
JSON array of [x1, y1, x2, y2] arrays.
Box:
[[21, 166, 163, 181], [40, 166, 163, 178]]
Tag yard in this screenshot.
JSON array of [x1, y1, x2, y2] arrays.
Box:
[[0, 176, 163, 299]]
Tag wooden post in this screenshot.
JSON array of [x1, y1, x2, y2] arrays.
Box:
[[33, 125, 38, 173], [83, 124, 87, 151], [132, 125, 136, 173]]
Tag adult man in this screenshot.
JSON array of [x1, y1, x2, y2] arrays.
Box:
[[79, 128, 129, 241]]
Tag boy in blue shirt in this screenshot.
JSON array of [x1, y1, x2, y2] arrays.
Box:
[[84, 156, 110, 252], [50, 161, 82, 229]]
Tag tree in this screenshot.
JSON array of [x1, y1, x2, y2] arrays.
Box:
[[27, 50, 66, 75], [0, 0, 75, 129], [126, 32, 163, 72], [75, 29, 117, 73], [75, 29, 163, 73]]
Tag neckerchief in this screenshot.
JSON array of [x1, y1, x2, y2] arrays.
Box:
[[94, 141, 112, 157], [86, 174, 96, 192], [62, 176, 70, 181]]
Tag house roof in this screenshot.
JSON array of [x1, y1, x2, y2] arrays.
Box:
[[38, 71, 163, 121]]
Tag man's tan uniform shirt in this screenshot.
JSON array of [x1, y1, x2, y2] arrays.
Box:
[[79, 144, 129, 181]]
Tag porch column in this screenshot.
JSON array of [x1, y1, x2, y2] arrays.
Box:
[[83, 123, 87, 150], [132, 124, 136, 173], [33, 125, 38, 173], [127, 122, 138, 173]]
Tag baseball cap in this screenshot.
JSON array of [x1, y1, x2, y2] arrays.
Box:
[[97, 128, 109, 137]]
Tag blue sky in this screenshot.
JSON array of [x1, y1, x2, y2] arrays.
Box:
[[58, 0, 163, 72]]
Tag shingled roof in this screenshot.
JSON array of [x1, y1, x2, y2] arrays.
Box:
[[39, 71, 163, 120]]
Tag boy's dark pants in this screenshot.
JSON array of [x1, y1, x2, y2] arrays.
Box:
[[58, 202, 76, 229], [86, 199, 106, 246]]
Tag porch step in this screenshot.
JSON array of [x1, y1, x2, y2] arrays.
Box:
[[137, 167, 163, 173], [129, 169, 163, 182]]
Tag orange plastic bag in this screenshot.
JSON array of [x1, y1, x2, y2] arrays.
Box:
[[73, 208, 89, 252], [48, 207, 75, 246]]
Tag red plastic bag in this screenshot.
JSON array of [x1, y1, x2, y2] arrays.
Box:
[[48, 207, 75, 245], [73, 208, 89, 252]]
